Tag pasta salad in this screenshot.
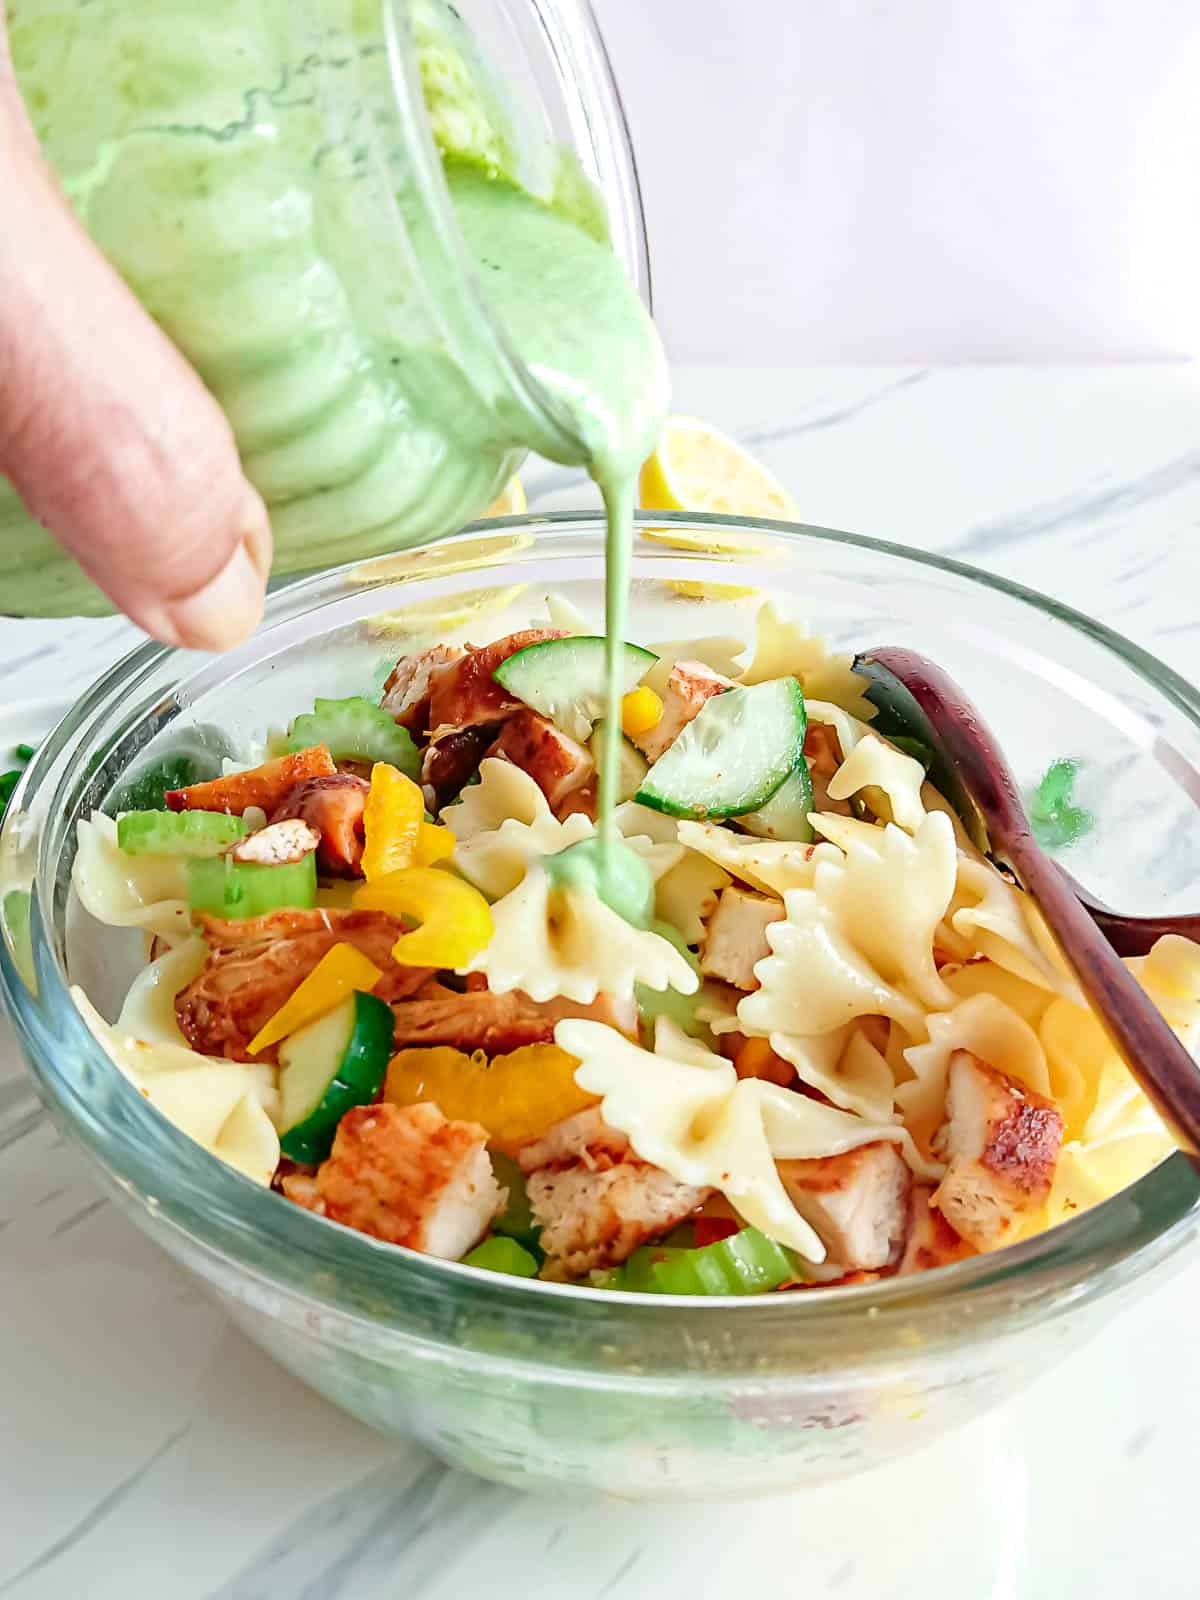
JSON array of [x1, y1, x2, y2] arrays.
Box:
[[69, 599, 1193, 1295]]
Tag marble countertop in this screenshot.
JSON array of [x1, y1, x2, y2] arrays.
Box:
[[3, 364, 1200, 1599]]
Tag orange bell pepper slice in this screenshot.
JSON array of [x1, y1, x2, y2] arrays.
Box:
[[383, 1042, 595, 1150], [360, 762, 424, 882], [247, 942, 383, 1054]]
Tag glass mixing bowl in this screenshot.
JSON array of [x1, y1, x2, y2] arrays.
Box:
[[3, 513, 1200, 1500]]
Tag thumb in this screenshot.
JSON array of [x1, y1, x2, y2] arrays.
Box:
[[0, 72, 272, 650]]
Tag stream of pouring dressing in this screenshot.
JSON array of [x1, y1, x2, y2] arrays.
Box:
[[450, 171, 671, 920]]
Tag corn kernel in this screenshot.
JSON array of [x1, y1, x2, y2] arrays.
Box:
[[621, 686, 663, 738]]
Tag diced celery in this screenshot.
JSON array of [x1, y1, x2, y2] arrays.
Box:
[[462, 1236, 540, 1277], [117, 809, 247, 858], [187, 853, 317, 920]]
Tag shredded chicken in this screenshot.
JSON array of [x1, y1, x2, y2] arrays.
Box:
[[227, 817, 319, 866], [699, 884, 783, 990], [896, 1185, 976, 1276], [489, 709, 595, 813], [778, 1142, 912, 1271], [518, 1107, 711, 1275], [283, 1102, 503, 1257], [177, 908, 432, 1060], [632, 658, 732, 763], [381, 644, 465, 732], [269, 773, 369, 875], [931, 1051, 1064, 1251], [391, 983, 634, 1055], [427, 629, 566, 736]]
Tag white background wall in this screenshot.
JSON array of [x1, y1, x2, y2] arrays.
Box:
[[591, 0, 1200, 364]]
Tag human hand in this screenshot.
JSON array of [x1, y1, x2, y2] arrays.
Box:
[[0, 26, 271, 649]]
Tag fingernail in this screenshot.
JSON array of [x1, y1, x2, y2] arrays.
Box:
[[166, 538, 266, 652], [240, 489, 273, 584]]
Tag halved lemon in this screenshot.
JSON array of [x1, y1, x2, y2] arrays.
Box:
[[484, 475, 527, 517], [639, 418, 797, 519]]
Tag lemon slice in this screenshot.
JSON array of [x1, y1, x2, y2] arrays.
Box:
[[484, 476, 527, 517], [663, 580, 762, 602], [639, 418, 797, 519], [367, 583, 528, 638]]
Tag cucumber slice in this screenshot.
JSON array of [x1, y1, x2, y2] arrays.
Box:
[[493, 636, 658, 742], [635, 678, 807, 820], [117, 809, 248, 858], [187, 853, 317, 920], [278, 991, 395, 1164], [286, 697, 420, 780], [735, 761, 814, 842], [588, 720, 648, 804]]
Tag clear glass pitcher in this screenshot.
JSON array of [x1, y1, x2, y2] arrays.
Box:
[[0, 0, 651, 616]]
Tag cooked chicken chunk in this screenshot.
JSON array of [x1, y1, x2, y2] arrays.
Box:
[[519, 1107, 710, 1275], [270, 773, 369, 875], [896, 1185, 976, 1276], [699, 885, 783, 990], [227, 817, 319, 866], [381, 644, 465, 733], [177, 908, 432, 1059], [392, 983, 636, 1055], [778, 1142, 911, 1271], [931, 1051, 1064, 1251], [489, 709, 595, 813], [284, 1102, 503, 1258], [632, 658, 732, 763], [804, 722, 853, 816], [427, 629, 566, 735]]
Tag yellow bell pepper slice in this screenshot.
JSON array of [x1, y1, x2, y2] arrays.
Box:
[[361, 762, 424, 882], [247, 942, 383, 1055], [383, 1042, 596, 1150], [353, 866, 493, 967], [414, 819, 456, 866]]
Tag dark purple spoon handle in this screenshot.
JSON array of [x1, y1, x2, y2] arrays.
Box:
[[858, 644, 1200, 1159], [1055, 867, 1200, 959]]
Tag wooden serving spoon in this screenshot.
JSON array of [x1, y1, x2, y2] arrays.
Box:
[[855, 644, 1200, 1159]]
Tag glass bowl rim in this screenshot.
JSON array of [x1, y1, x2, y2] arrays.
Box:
[[4, 509, 1200, 1341]]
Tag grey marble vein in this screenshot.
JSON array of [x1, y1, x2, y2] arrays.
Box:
[[208, 1458, 516, 1600], [0, 1424, 191, 1597], [739, 368, 929, 446], [943, 450, 1200, 559]]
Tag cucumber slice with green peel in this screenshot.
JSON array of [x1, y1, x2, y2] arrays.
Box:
[[735, 761, 814, 843], [277, 991, 395, 1164], [588, 720, 648, 804], [493, 636, 658, 742], [286, 696, 420, 779], [635, 678, 807, 820], [117, 809, 248, 858], [187, 853, 317, 920]]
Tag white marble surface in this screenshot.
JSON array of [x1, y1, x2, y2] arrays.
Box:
[[3, 364, 1200, 1598]]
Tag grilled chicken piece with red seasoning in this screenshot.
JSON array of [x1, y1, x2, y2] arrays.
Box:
[[488, 709, 595, 814], [426, 629, 567, 736], [227, 818, 319, 866], [517, 1107, 712, 1276], [630, 658, 733, 763], [896, 1185, 976, 1276], [778, 1142, 912, 1271], [381, 644, 465, 733], [931, 1051, 1065, 1251], [269, 773, 369, 875], [283, 1102, 503, 1258], [176, 908, 432, 1060]]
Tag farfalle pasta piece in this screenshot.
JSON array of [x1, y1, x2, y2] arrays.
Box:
[[806, 811, 957, 1011], [769, 1023, 897, 1122], [117, 938, 209, 1046], [72, 813, 192, 944], [676, 819, 837, 898], [738, 881, 926, 1042], [559, 1017, 939, 1260], [825, 735, 927, 834], [899, 992, 1052, 1154], [74, 988, 280, 1185], [738, 602, 875, 720], [951, 854, 1082, 1002], [466, 862, 698, 1006]]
